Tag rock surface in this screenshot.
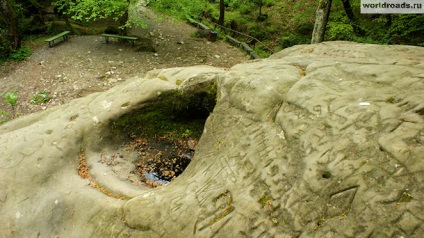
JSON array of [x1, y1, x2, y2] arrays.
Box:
[[1, 41, 424, 237]]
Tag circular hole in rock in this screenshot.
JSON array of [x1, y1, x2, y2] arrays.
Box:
[[110, 88, 216, 188], [322, 171, 332, 179]]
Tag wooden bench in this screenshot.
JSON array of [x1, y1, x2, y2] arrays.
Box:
[[45, 31, 70, 47], [101, 34, 138, 47]]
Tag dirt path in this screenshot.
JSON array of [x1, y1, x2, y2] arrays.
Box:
[[0, 12, 248, 121]]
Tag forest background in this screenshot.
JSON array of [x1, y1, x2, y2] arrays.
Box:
[[1, 0, 423, 62]]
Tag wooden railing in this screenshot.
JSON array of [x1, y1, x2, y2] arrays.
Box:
[[186, 16, 273, 59]]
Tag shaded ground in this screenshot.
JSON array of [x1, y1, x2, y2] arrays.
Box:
[[130, 133, 196, 187], [0, 13, 248, 120]]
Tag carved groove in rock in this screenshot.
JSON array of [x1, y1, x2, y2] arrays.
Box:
[[325, 186, 358, 217]]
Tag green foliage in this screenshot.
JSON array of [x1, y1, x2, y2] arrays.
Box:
[[53, 0, 146, 29], [258, 194, 272, 207], [328, 0, 423, 45], [290, 1, 317, 25], [3, 91, 18, 108], [0, 45, 32, 63], [326, 22, 354, 41], [54, 0, 128, 21], [279, 33, 310, 48], [112, 89, 216, 139], [0, 91, 18, 121], [385, 15, 424, 45], [0, 90, 18, 123], [150, 0, 204, 18], [32, 90, 51, 104], [238, 2, 255, 15], [193, 0, 319, 52], [181, 129, 193, 137], [326, 6, 354, 41], [0, 0, 51, 58], [1, 0, 422, 67], [8, 46, 32, 62], [0, 110, 10, 124], [359, 14, 424, 45], [253, 46, 272, 58]]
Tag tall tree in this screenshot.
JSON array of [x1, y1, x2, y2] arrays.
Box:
[[1, 0, 21, 51], [311, 0, 332, 43], [218, 0, 224, 26], [341, 0, 364, 35], [258, 0, 263, 17]]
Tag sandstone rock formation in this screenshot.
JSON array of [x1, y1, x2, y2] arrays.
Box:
[[1, 41, 424, 237]]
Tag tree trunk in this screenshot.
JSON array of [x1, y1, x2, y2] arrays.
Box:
[[120, 10, 129, 35], [63, 15, 72, 32], [118, 0, 131, 35], [385, 14, 392, 27], [54, 3, 73, 33], [259, 0, 263, 17], [2, 0, 21, 51], [341, 0, 365, 36], [218, 0, 224, 26], [311, 0, 332, 44]]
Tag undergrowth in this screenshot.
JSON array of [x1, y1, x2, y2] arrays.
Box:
[[0, 46, 32, 64], [151, 0, 423, 56]]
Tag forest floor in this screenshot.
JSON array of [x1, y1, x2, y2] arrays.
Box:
[[0, 12, 249, 122]]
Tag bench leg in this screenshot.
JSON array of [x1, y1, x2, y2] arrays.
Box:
[[105, 37, 109, 44]]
